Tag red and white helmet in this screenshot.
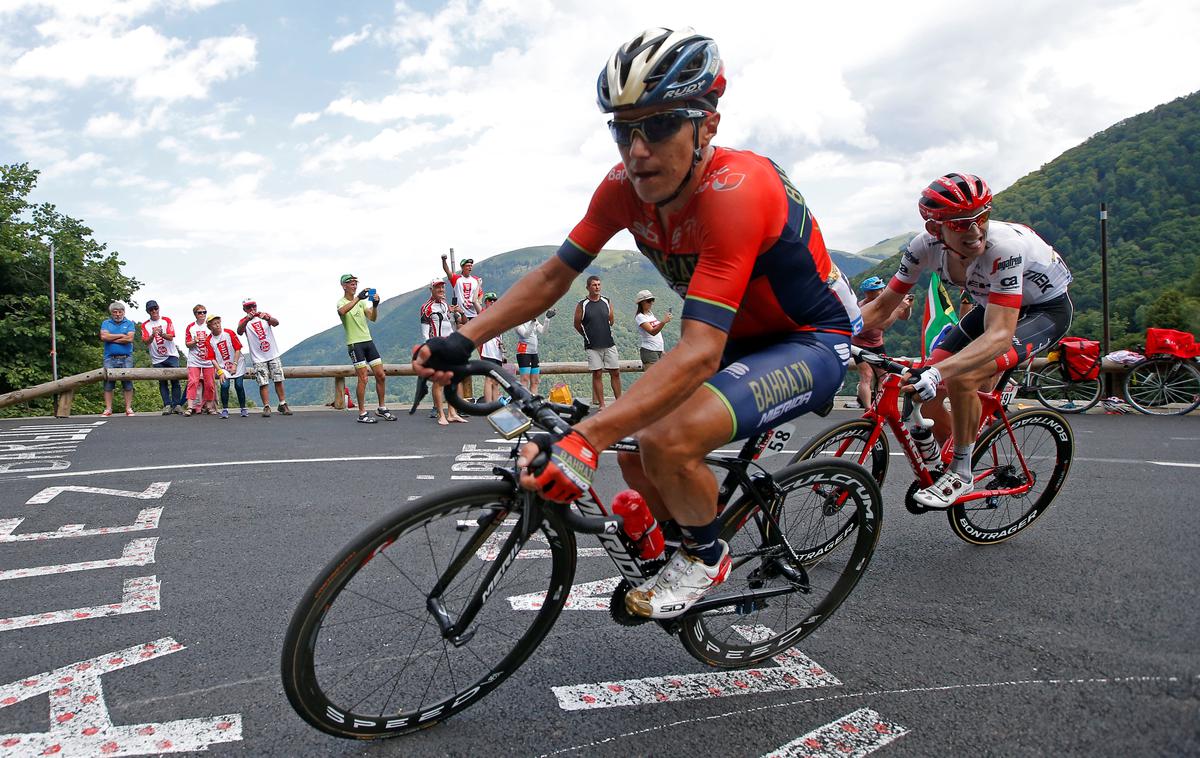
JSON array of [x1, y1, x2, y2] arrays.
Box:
[[918, 173, 992, 222], [596, 27, 726, 113]]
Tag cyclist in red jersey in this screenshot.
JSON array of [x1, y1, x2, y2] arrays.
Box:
[[414, 28, 857, 619]]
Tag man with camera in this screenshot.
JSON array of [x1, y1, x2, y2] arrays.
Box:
[[337, 274, 396, 424]]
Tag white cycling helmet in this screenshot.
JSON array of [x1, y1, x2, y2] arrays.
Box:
[[597, 27, 726, 113]]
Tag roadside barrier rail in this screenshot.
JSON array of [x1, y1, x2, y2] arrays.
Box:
[[0, 361, 648, 417]]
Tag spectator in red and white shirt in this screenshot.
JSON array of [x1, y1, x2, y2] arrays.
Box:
[[420, 279, 467, 425], [183, 304, 217, 416], [207, 315, 247, 419], [140, 300, 183, 414], [236, 297, 290, 417]]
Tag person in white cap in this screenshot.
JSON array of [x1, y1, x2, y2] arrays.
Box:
[[236, 297, 290, 417], [634, 290, 673, 367], [419, 278, 466, 425]]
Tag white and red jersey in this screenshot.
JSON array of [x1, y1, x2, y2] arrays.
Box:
[[140, 316, 177, 363], [242, 316, 281, 363], [891, 221, 1072, 309], [210, 329, 245, 378], [420, 299, 456, 340], [183, 320, 214, 368], [449, 273, 482, 318]]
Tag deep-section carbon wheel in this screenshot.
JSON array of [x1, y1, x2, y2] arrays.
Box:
[[948, 409, 1073, 544], [1122, 358, 1200, 416], [282, 483, 576, 739], [680, 458, 882, 667], [790, 417, 890, 485]]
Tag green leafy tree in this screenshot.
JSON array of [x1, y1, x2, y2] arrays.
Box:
[[1, 163, 142, 416], [1143, 289, 1194, 331]]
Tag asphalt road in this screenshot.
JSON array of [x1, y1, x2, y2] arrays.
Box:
[[0, 406, 1197, 757]]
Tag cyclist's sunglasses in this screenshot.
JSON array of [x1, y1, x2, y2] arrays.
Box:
[[608, 108, 708, 146], [941, 207, 991, 232]]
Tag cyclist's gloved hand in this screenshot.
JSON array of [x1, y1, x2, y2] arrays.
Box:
[[526, 430, 598, 503], [903, 365, 942, 401], [419, 332, 475, 371]]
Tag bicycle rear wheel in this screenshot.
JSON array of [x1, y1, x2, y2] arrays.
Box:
[[948, 409, 1072, 544], [679, 458, 882, 667], [1122, 358, 1200, 416], [282, 483, 576, 739], [1033, 363, 1101, 414]]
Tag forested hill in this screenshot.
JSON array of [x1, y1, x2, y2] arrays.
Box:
[[850, 90, 1200, 357]]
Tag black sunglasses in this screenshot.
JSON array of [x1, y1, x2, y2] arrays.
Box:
[[608, 108, 708, 146]]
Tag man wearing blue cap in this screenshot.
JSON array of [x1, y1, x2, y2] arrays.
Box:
[[851, 277, 913, 409]]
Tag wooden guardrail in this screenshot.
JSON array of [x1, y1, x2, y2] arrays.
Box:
[[0, 361, 648, 418]]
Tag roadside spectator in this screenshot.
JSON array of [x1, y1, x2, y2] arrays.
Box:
[[207, 315, 247, 419], [851, 277, 913, 408], [140, 300, 182, 414], [420, 278, 467, 425], [183, 304, 217, 417], [479, 292, 505, 404], [237, 297, 291, 417], [574, 275, 621, 408], [337, 273, 396, 424], [100, 300, 136, 417], [442, 253, 483, 401], [633, 289, 672, 368], [515, 310, 551, 393]]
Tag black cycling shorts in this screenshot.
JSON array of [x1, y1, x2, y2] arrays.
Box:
[[937, 294, 1073, 369], [516, 353, 540, 371], [347, 340, 382, 368]]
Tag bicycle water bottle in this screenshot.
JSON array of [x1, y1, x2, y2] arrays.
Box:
[[910, 425, 941, 466], [611, 489, 664, 559]]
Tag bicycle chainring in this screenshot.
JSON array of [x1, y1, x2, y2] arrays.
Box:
[[608, 559, 666, 627], [904, 479, 931, 515]]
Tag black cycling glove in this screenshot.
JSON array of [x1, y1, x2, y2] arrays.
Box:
[[421, 332, 476, 370]]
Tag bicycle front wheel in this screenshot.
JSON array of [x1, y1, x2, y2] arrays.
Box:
[[1033, 363, 1101, 414], [1122, 358, 1200, 416], [680, 458, 882, 667], [948, 409, 1073, 544], [789, 417, 890, 485], [282, 483, 576, 739]]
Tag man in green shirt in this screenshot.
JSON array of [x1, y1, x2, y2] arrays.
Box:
[[337, 273, 396, 423]]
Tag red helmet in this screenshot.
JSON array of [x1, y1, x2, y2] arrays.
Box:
[[918, 173, 992, 222]]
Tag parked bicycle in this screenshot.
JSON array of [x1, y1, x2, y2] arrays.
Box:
[[1121, 328, 1200, 416], [1020, 338, 1102, 414], [281, 361, 882, 739], [793, 346, 1073, 545]]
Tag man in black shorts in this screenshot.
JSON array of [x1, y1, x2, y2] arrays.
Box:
[[337, 274, 396, 423]]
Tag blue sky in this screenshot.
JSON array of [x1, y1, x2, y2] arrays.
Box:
[[3, 0, 1199, 349]]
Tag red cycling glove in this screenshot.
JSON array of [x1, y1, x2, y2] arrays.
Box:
[[531, 430, 598, 503]]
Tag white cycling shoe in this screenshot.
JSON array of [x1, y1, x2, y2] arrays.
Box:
[[625, 540, 731, 619], [913, 469, 973, 509]]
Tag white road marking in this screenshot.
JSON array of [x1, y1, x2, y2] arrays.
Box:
[[508, 576, 622, 610], [451, 474, 499, 480], [21, 454, 425, 479], [26, 481, 170, 505], [1150, 460, 1200, 468], [0, 636, 242, 755], [761, 708, 909, 758], [552, 625, 839, 711], [536, 674, 1190, 757], [0, 537, 157, 581], [0, 576, 160, 632], [416, 474, 435, 479], [0, 507, 162, 543]]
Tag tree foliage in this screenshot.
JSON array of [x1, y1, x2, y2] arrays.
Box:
[[1, 163, 142, 415], [852, 90, 1200, 356]]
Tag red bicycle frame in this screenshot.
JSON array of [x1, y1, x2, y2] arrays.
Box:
[[839, 355, 1037, 504]]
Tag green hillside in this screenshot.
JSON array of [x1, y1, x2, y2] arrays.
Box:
[[850, 91, 1200, 358], [855, 233, 918, 262], [281, 247, 685, 405]]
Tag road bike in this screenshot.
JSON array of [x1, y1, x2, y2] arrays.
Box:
[[1018, 348, 1102, 414], [793, 346, 1073, 544], [1121, 355, 1200, 416], [281, 361, 882, 739]]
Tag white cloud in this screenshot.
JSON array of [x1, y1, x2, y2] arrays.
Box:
[[83, 105, 167, 138], [291, 111, 321, 126], [330, 24, 371, 53]]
